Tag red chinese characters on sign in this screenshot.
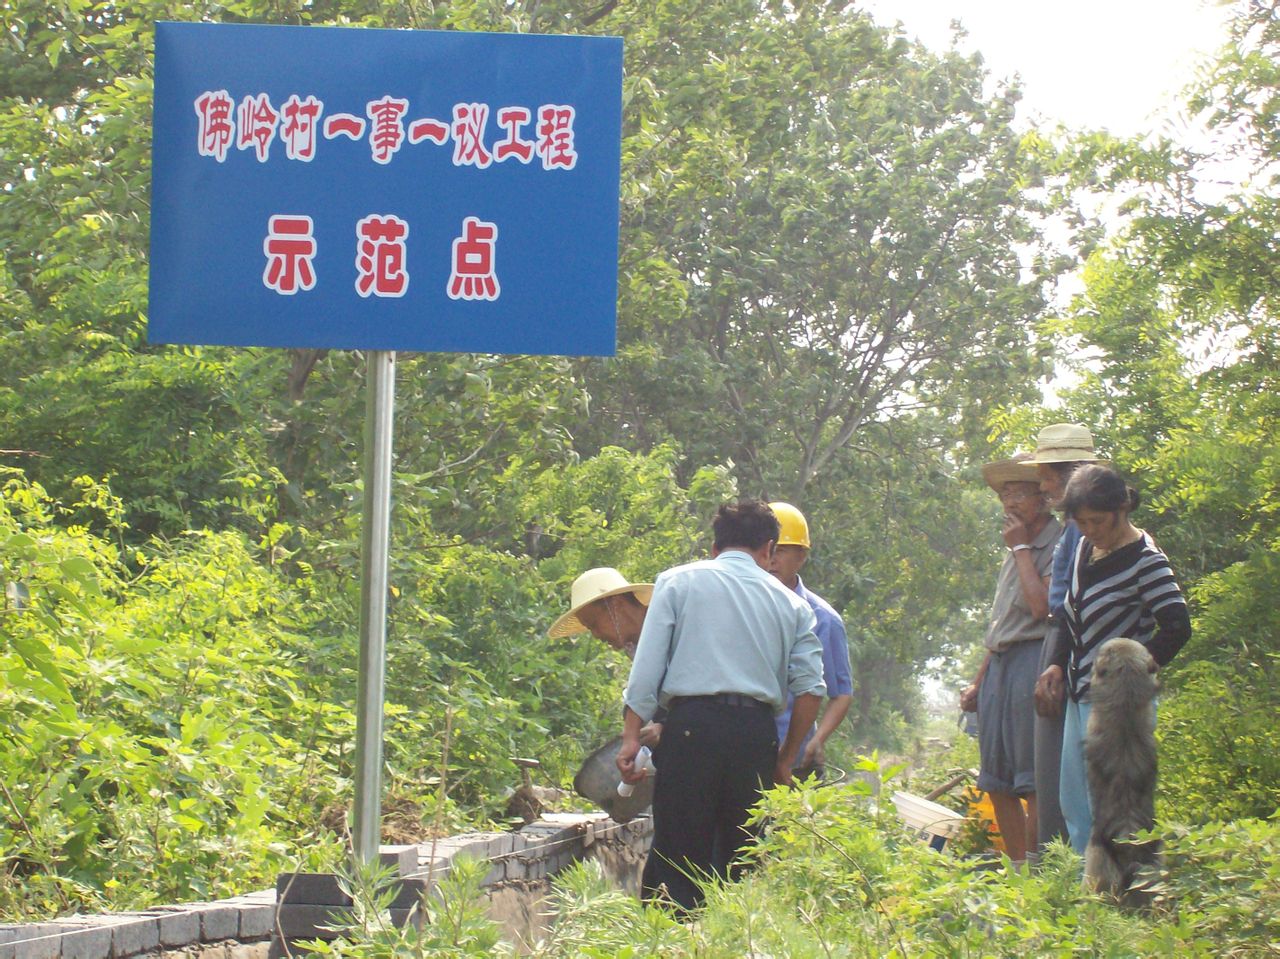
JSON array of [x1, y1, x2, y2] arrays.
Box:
[[408, 118, 448, 145], [263, 216, 318, 294], [195, 90, 235, 162], [264, 214, 498, 302], [236, 94, 279, 162], [281, 95, 324, 161], [494, 107, 533, 164], [367, 97, 409, 165], [451, 103, 493, 169], [448, 217, 500, 301], [324, 113, 367, 140], [195, 93, 583, 171], [536, 105, 577, 170], [355, 215, 409, 298]]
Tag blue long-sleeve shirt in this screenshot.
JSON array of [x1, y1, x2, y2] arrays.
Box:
[[775, 576, 853, 749], [1049, 520, 1082, 618]]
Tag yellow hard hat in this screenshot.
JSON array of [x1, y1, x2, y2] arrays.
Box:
[[769, 501, 811, 549]]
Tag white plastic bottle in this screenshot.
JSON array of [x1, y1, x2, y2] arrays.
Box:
[[617, 746, 654, 797]]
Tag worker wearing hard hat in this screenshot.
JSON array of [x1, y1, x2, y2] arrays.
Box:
[[768, 502, 854, 780]]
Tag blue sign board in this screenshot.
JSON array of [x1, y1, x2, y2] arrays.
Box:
[[149, 22, 622, 355]]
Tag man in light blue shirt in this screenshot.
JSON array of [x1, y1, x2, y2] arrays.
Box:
[[618, 500, 826, 912]]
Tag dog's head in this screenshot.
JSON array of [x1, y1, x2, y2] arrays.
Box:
[[1092, 638, 1159, 703]]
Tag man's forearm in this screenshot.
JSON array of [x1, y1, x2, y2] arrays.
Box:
[[779, 693, 821, 768], [812, 694, 851, 745], [1013, 549, 1050, 620], [622, 705, 645, 745]]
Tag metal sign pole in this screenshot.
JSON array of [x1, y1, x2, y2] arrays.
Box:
[[353, 349, 396, 863]]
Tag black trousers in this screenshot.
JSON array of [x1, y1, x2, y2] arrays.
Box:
[[641, 697, 778, 911]]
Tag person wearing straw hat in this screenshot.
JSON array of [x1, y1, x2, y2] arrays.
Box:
[[960, 455, 1060, 866], [618, 500, 825, 912], [549, 567, 664, 748], [1026, 423, 1100, 853], [548, 567, 654, 659]]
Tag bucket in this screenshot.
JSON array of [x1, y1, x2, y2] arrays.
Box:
[[963, 786, 1006, 852], [889, 790, 965, 850], [573, 735, 654, 824]]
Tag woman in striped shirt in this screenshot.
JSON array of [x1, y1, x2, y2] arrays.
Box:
[[1034, 464, 1191, 854]]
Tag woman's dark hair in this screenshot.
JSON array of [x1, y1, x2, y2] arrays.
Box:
[[1047, 461, 1079, 483], [1061, 464, 1140, 518], [713, 499, 781, 551]]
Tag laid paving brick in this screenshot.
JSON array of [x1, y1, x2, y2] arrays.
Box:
[[273, 905, 414, 939], [448, 832, 514, 862], [236, 903, 276, 941], [107, 914, 160, 958], [52, 918, 118, 959], [147, 906, 201, 947], [275, 875, 351, 907], [272, 905, 350, 940], [276, 873, 429, 911], [377, 846, 418, 876], [4, 924, 67, 959], [191, 904, 239, 943]]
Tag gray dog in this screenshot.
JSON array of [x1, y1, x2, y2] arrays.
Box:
[[1084, 638, 1161, 906]]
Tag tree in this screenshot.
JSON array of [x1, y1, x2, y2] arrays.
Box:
[[574, 0, 1055, 498], [1015, 0, 1280, 821]]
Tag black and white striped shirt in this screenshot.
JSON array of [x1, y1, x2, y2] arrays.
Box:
[[1049, 531, 1190, 701]]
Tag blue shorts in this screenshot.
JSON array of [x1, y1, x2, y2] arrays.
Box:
[[976, 639, 1041, 797]]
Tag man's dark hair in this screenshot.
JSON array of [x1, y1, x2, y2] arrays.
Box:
[[712, 500, 781, 552]]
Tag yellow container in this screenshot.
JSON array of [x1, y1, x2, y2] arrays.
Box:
[[963, 786, 1005, 853]]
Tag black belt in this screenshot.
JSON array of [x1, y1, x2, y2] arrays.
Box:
[[671, 693, 771, 712]]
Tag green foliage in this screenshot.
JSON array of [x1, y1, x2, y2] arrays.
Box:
[[0, 474, 343, 917], [584, 0, 1056, 494], [529, 783, 1280, 957], [1157, 654, 1280, 824], [282, 783, 1280, 957], [300, 856, 508, 959], [1155, 816, 1280, 954], [1, 436, 729, 918]]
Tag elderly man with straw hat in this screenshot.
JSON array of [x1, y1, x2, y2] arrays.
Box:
[[960, 455, 1060, 866], [549, 567, 653, 659], [549, 567, 664, 748], [1026, 423, 1100, 853]]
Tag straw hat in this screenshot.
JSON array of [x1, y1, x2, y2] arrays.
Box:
[[548, 568, 653, 638], [1028, 424, 1099, 465], [981, 455, 1041, 492]]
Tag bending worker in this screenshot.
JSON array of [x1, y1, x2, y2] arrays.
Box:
[[768, 502, 853, 780], [548, 566, 662, 746], [548, 566, 652, 659], [618, 500, 825, 912]]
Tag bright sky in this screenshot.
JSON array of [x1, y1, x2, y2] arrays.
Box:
[[859, 0, 1232, 141]]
